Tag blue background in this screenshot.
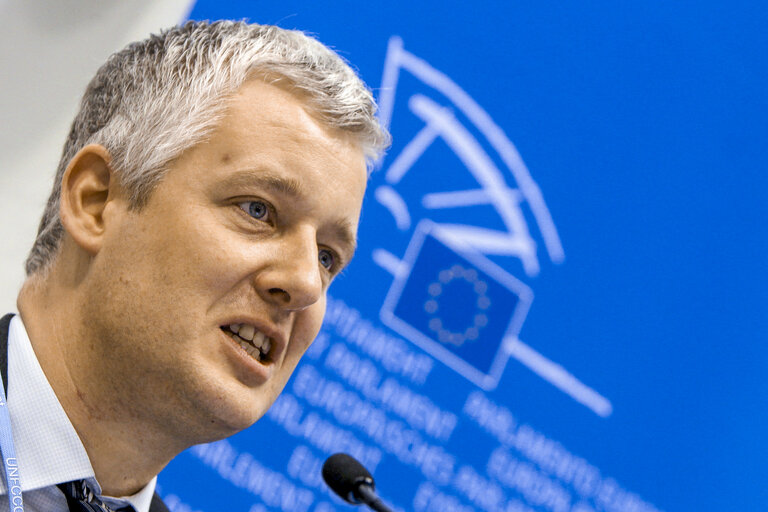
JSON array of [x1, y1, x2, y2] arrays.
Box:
[[157, 2, 768, 511]]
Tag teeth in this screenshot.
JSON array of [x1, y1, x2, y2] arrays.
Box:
[[252, 331, 265, 349], [238, 324, 255, 341], [226, 323, 271, 361], [238, 340, 260, 360]]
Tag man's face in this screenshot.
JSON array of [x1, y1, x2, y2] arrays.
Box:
[[83, 79, 367, 439]]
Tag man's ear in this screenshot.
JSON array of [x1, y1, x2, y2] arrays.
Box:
[[59, 144, 121, 255]]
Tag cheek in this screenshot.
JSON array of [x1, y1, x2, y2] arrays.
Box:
[[285, 299, 327, 362], [195, 239, 269, 296], [96, 214, 226, 324], [158, 213, 250, 293]]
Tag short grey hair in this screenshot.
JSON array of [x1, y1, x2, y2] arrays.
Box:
[[25, 20, 390, 276]]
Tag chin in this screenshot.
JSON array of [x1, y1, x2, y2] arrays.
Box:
[[191, 407, 264, 443], [209, 386, 279, 435]]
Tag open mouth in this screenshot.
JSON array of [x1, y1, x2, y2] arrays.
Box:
[[221, 324, 272, 363]]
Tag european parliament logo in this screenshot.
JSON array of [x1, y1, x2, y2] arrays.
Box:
[[372, 37, 612, 417], [380, 220, 533, 391]]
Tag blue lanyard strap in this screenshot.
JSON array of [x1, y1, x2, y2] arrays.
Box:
[[0, 314, 24, 512], [0, 383, 23, 511]]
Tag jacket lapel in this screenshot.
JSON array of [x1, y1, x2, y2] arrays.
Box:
[[149, 491, 170, 512], [0, 313, 13, 393]]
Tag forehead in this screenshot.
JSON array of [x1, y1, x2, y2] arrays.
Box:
[[157, 78, 368, 226], [223, 79, 363, 170]]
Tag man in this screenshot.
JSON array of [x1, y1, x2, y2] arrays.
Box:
[[1, 20, 389, 512]]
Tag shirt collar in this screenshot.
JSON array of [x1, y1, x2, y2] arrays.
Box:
[[102, 475, 157, 512], [4, 314, 157, 512]]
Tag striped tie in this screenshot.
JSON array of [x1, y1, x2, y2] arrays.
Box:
[[57, 480, 134, 512]]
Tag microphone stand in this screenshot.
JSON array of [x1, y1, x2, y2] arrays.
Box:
[[355, 484, 393, 512]]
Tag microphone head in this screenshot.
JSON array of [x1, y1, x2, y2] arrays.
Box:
[[322, 453, 375, 504]]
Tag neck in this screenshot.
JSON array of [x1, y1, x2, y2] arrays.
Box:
[[17, 271, 185, 497]]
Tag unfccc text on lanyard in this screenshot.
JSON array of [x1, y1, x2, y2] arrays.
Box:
[[0, 379, 23, 512]]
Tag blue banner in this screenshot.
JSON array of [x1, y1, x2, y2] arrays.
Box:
[[157, 2, 768, 511]]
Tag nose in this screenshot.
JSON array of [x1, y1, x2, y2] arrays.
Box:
[[256, 226, 323, 311]]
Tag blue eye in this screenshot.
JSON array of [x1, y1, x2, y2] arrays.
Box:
[[319, 249, 335, 270], [238, 200, 270, 221]]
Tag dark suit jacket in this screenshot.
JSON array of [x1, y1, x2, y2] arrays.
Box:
[[0, 314, 169, 512]]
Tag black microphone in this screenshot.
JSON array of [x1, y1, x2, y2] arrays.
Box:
[[322, 453, 393, 512]]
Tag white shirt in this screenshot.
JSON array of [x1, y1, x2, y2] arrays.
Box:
[[0, 315, 157, 512]]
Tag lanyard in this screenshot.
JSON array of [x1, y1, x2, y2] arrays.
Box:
[[0, 374, 23, 511]]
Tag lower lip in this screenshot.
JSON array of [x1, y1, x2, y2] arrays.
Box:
[[219, 328, 273, 384]]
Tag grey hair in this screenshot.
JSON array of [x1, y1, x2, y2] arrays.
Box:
[[25, 20, 390, 276]]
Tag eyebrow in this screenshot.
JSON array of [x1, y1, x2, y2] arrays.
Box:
[[221, 170, 307, 201], [221, 169, 359, 260]]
